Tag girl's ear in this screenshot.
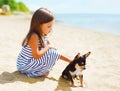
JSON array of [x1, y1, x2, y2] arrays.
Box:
[[74, 53, 80, 60]]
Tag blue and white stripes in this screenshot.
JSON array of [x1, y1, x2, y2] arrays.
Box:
[[17, 46, 60, 77], [16, 36, 60, 77]]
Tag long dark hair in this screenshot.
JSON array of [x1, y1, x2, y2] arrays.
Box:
[[22, 8, 54, 48]]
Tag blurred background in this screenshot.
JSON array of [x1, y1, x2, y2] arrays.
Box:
[[0, 0, 120, 35]]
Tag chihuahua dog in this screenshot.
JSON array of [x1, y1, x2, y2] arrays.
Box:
[[62, 52, 91, 87]]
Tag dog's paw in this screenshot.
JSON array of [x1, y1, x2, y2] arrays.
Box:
[[80, 85, 83, 87]]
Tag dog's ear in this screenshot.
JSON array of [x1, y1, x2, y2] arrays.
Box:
[[74, 53, 80, 60], [84, 51, 91, 58]]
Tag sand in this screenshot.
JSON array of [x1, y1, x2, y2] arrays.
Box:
[[0, 15, 120, 91]]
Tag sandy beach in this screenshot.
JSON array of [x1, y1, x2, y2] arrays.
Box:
[[0, 15, 120, 91]]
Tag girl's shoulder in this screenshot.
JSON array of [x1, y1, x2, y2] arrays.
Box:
[[28, 33, 39, 46], [31, 33, 39, 39]]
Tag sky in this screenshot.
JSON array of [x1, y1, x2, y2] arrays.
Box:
[[16, 0, 120, 14]]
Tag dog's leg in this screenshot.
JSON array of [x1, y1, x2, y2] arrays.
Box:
[[69, 71, 75, 87], [70, 76, 74, 87], [79, 75, 83, 87]]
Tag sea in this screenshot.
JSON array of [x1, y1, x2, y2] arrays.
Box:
[[55, 13, 120, 35]]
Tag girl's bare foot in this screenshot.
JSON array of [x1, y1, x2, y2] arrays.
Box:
[[40, 72, 49, 78]]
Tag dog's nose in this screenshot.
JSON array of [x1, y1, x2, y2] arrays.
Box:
[[83, 68, 86, 70]]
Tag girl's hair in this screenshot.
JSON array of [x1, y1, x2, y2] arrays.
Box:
[[22, 8, 54, 48]]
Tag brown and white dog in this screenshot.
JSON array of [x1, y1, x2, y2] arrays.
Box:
[[62, 52, 91, 87]]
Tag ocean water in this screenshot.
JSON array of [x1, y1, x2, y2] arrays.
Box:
[[55, 13, 120, 35]]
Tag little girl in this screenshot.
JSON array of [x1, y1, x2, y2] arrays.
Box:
[[16, 8, 72, 77]]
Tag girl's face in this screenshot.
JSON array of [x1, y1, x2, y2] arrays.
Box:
[[40, 20, 54, 35]]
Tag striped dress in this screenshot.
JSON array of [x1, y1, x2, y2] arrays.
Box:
[[16, 36, 60, 77]]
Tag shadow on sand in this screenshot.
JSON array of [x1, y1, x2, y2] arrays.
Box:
[[0, 71, 72, 91], [55, 76, 72, 91], [0, 71, 57, 84]]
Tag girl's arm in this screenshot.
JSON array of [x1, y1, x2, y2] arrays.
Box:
[[60, 55, 72, 63], [28, 33, 51, 59], [28, 33, 72, 62]]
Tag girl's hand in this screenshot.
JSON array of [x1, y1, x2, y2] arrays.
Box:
[[47, 40, 57, 50], [47, 43, 57, 50]]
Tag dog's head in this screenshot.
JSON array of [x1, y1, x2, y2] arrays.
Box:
[[74, 52, 91, 71]]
